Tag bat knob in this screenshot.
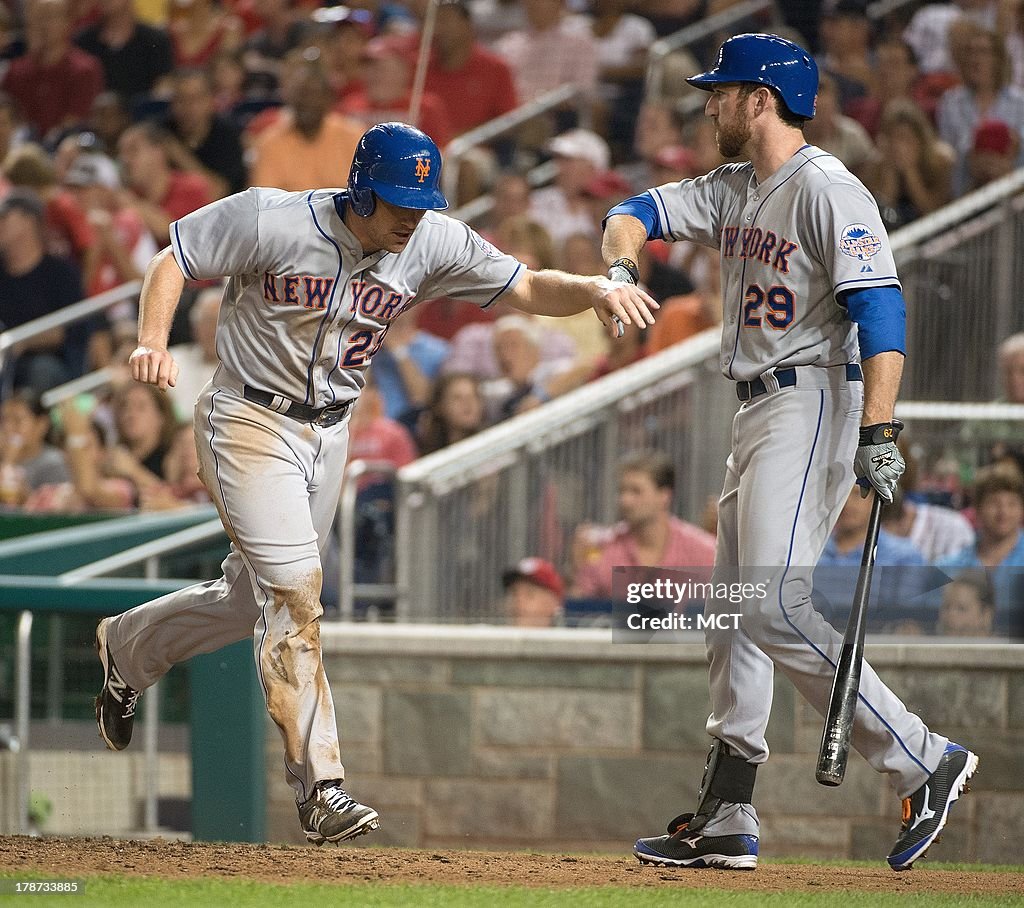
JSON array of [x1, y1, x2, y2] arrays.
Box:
[[815, 769, 844, 787]]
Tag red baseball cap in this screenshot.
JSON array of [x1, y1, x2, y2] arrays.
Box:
[[584, 169, 633, 199], [502, 557, 564, 598], [653, 144, 698, 175], [973, 119, 1014, 156]]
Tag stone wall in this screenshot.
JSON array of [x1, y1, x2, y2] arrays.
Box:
[[265, 626, 1024, 864]]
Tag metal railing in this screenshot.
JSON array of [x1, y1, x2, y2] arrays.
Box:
[[395, 331, 732, 621], [890, 169, 1024, 400], [337, 460, 400, 621], [442, 83, 586, 207], [40, 366, 121, 409], [5, 459, 397, 832], [393, 167, 1024, 623], [7, 514, 225, 835], [0, 281, 141, 392], [645, 0, 780, 101]]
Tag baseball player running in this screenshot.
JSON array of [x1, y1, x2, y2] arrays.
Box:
[[602, 35, 977, 871], [94, 122, 657, 845]]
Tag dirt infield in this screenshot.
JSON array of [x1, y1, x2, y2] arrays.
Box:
[[0, 836, 1021, 895]]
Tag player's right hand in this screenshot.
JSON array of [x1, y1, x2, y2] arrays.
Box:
[[854, 422, 905, 502], [593, 277, 659, 340], [129, 346, 179, 391]]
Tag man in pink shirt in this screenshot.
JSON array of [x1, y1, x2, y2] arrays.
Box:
[[572, 450, 716, 598]]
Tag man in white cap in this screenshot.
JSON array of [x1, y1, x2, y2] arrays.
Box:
[[529, 128, 612, 251], [64, 152, 157, 298]]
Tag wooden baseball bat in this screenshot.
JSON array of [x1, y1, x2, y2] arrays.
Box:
[[815, 489, 884, 786]]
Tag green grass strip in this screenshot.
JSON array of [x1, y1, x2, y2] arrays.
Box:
[[0, 876, 1021, 908]]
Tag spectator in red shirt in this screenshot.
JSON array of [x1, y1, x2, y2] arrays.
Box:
[[0, 93, 19, 176], [501, 557, 565, 627], [347, 379, 419, 484], [63, 151, 157, 297], [0, 189, 86, 392], [117, 121, 213, 245], [571, 450, 717, 599], [308, 7, 371, 106], [2, 142, 97, 282], [845, 38, 929, 138], [340, 38, 453, 149], [494, 0, 598, 107], [167, 0, 243, 68], [2, 0, 104, 142], [426, 0, 517, 202], [428, 0, 517, 137]]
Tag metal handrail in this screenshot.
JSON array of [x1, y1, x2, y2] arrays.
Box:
[[896, 402, 1024, 421], [451, 160, 557, 226], [866, 0, 922, 22], [0, 279, 140, 397], [337, 459, 399, 621], [889, 168, 1024, 254], [645, 0, 778, 99], [15, 611, 31, 835], [442, 83, 584, 203], [0, 280, 141, 357], [58, 516, 227, 582], [40, 366, 120, 409], [13, 511, 215, 835], [397, 329, 721, 492]]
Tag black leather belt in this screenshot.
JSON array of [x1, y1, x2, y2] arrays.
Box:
[[736, 363, 863, 402], [243, 385, 354, 426]]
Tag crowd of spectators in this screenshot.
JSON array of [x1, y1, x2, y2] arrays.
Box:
[[0, 0, 1023, 630], [513, 442, 1024, 637]]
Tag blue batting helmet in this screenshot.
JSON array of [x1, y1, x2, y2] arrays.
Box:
[[347, 122, 449, 217], [686, 33, 818, 120]]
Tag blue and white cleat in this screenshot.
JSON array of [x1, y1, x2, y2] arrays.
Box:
[[634, 812, 759, 870], [887, 743, 978, 871]]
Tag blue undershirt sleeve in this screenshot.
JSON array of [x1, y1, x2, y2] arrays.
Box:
[[838, 285, 906, 360], [603, 193, 663, 240]]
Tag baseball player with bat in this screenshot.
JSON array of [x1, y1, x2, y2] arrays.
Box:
[[93, 122, 657, 845], [602, 34, 977, 871]]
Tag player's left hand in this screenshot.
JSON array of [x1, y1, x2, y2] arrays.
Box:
[[592, 277, 659, 339], [854, 421, 905, 502]]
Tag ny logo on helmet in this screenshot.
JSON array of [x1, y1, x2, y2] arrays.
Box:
[[415, 157, 431, 183]]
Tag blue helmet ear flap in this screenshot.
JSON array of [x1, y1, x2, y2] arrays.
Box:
[[348, 168, 376, 217]]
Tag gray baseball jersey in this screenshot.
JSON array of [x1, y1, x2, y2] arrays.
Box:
[[105, 188, 528, 810], [622, 146, 949, 841], [170, 187, 524, 405], [646, 145, 900, 381]]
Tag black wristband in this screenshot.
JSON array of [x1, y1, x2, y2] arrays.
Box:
[[859, 422, 901, 446], [608, 257, 639, 284]]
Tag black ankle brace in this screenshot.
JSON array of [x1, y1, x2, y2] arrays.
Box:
[[687, 739, 758, 833]]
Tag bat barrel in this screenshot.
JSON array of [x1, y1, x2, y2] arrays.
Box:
[[815, 492, 884, 787]]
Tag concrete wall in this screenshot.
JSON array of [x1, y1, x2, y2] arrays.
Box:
[[266, 626, 1024, 864], [0, 722, 191, 836]]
